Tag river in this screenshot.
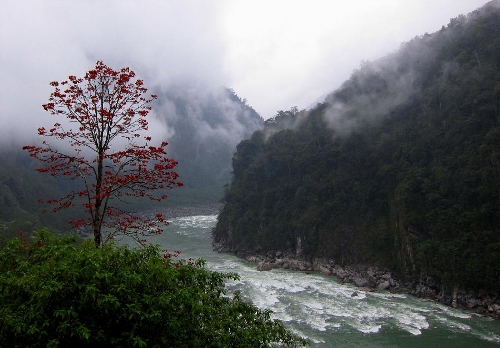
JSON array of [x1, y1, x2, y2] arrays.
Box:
[[136, 214, 500, 347]]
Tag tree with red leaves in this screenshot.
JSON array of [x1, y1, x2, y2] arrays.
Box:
[[23, 61, 183, 246]]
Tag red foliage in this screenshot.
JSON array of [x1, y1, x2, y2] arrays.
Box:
[[23, 61, 183, 246]]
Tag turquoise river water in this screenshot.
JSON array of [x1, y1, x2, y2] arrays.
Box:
[[134, 214, 500, 347]]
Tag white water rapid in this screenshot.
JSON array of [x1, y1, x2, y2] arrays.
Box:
[[137, 214, 500, 347]]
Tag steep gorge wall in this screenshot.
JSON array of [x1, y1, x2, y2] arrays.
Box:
[[213, 2, 500, 314]]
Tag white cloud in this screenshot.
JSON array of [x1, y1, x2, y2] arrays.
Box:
[[220, 0, 488, 118], [0, 0, 489, 148]]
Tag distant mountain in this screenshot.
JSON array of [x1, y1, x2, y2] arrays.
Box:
[[0, 152, 79, 241], [0, 85, 262, 238], [214, 1, 500, 295], [153, 84, 263, 204]]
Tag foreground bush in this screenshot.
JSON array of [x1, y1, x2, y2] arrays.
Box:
[[0, 230, 307, 347]]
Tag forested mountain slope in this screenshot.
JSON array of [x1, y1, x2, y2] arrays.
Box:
[[0, 154, 71, 239], [0, 86, 261, 238], [214, 1, 500, 294], [155, 86, 263, 204]]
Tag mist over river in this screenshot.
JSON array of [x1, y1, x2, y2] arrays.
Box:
[[133, 214, 500, 347]]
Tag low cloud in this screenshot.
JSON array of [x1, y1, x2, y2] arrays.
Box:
[[154, 81, 263, 157], [323, 57, 419, 136], [0, 0, 489, 151], [0, 1, 227, 150]]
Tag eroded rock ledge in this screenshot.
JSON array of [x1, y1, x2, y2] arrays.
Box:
[[213, 243, 500, 319]]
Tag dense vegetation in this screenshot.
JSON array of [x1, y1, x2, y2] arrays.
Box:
[[0, 230, 306, 347], [214, 2, 500, 293], [0, 154, 81, 242]]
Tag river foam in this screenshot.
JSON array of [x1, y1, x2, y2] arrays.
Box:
[[155, 214, 500, 346]]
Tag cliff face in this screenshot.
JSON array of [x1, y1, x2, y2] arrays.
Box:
[[214, 2, 500, 298]]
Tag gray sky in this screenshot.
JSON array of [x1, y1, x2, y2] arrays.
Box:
[[0, 0, 488, 146]]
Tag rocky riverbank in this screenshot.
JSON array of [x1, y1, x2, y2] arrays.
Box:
[[212, 243, 500, 319]]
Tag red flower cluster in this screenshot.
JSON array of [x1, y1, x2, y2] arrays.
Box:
[[22, 61, 183, 246]]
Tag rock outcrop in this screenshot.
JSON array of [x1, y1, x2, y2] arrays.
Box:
[[212, 243, 500, 319]]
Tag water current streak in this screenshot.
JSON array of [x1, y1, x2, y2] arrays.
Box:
[[149, 215, 500, 347]]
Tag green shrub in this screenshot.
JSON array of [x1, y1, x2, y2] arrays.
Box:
[[0, 230, 307, 347]]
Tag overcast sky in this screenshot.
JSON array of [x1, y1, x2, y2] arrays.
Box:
[[0, 0, 489, 146]]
